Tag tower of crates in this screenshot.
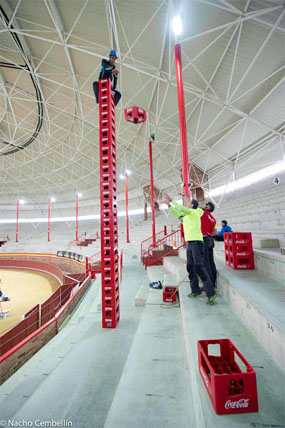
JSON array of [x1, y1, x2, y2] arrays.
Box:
[[99, 79, 120, 328]]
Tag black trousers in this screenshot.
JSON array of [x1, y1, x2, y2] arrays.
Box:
[[203, 236, 217, 287], [186, 241, 215, 298], [213, 235, 224, 241], [93, 81, 121, 106]]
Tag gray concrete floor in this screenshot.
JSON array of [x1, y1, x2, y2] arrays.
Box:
[[0, 263, 147, 427]]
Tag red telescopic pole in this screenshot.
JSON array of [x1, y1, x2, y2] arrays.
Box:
[[76, 194, 79, 241], [16, 200, 19, 243], [48, 198, 51, 242], [174, 43, 191, 199], [149, 139, 156, 245], [125, 175, 130, 243]]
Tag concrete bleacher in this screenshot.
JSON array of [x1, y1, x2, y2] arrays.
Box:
[[1, 181, 285, 426], [213, 183, 285, 248]]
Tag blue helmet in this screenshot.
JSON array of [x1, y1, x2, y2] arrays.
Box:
[[109, 50, 118, 58]]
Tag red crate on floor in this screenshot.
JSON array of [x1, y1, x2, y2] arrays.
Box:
[[198, 339, 258, 415], [163, 286, 177, 303]]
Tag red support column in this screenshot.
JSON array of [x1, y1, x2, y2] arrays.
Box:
[[164, 225, 167, 236], [99, 78, 120, 329], [125, 174, 130, 243], [48, 198, 51, 242], [149, 139, 156, 245], [75, 194, 79, 242], [15, 200, 19, 243], [174, 43, 191, 200]]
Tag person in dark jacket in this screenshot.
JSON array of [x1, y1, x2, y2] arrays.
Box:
[[201, 202, 217, 287], [213, 220, 232, 241], [93, 50, 121, 106]]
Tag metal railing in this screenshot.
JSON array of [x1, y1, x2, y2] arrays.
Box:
[[141, 228, 167, 260], [143, 228, 185, 268]]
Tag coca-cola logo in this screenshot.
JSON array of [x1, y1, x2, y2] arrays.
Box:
[[200, 366, 209, 388], [225, 399, 249, 409]]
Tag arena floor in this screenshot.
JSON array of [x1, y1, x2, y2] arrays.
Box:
[[0, 269, 60, 335]]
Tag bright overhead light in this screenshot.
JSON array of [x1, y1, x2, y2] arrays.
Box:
[[77, 192, 82, 198], [120, 174, 125, 180], [50, 197, 56, 202], [208, 161, 285, 198], [19, 199, 25, 205], [125, 169, 131, 176], [172, 16, 183, 36]]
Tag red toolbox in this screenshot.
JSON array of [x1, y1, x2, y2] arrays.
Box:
[[198, 339, 258, 414], [163, 286, 177, 303]]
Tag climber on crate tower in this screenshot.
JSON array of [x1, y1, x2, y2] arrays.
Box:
[[93, 50, 121, 106]]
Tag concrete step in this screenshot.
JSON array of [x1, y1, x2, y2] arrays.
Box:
[[144, 261, 285, 427], [105, 267, 194, 428], [214, 243, 285, 284]]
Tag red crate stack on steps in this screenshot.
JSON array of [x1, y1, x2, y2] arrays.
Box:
[[224, 232, 254, 270], [99, 79, 120, 328]]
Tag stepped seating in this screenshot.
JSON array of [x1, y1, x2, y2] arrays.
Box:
[[214, 184, 285, 248], [145, 249, 285, 426]]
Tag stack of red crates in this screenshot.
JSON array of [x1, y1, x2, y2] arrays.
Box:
[[224, 232, 254, 270]]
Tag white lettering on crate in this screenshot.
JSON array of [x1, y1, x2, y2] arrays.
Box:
[[225, 398, 249, 409]]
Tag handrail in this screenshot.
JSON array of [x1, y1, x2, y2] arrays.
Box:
[[144, 228, 185, 268], [141, 229, 166, 258]]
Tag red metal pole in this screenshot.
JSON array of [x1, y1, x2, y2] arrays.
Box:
[[174, 43, 191, 200], [16, 200, 19, 243], [48, 198, 51, 242], [149, 139, 156, 245], [125, 175, 130, 243], [76, 194, 79, 241]]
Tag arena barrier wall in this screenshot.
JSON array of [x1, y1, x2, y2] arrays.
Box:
[[0, 254, 91, 384], [0, 274, 92, 384]]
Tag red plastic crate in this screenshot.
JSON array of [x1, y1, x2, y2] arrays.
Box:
[[124, 106, 147, 123], [198, 339, 258, 415], [163, 286, 177, 303], [225, 253, 254, 269], [224, 232, 254, 270]]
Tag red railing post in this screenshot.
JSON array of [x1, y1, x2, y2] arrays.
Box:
[[149, 138, 156, 246], [174, 43, 191, 200], [164, 225, 167, 236], [15, 200, 19, 243]]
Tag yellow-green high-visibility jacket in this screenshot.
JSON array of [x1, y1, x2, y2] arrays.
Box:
[[169, 200, 204, 242]]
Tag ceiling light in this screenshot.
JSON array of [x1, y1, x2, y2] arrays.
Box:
[[77, 192, 82, 198], [125, 169, 131, 176], [50, 197, 56, 202], [19, 199, 25, 205], [172, 16, 183, 36], [120, 174, 125, 180]]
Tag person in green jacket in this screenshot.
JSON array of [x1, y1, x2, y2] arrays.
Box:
[[163, 194, 216, 305]]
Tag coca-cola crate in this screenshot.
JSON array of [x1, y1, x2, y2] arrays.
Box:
[[225, 253, 254, 270], [198, 339, 258, 415], [163, 287, 177, 303], [224, 232, 253, 249]]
